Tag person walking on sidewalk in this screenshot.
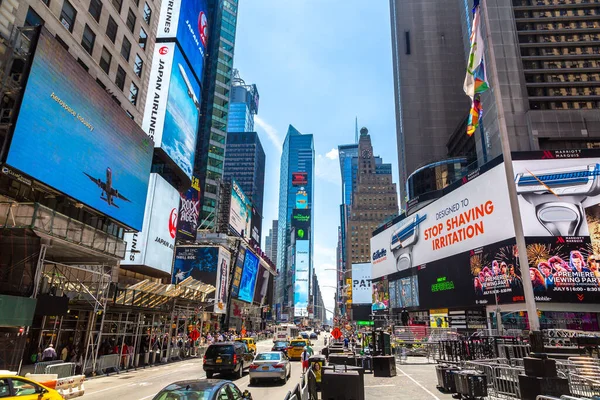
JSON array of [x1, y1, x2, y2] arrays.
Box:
[[42, 344, 57, 361], [301, 347, 310, 374]]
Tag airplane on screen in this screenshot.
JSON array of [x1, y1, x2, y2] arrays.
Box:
[[84, 167, 131, 208], [178, 64, 200, 110]]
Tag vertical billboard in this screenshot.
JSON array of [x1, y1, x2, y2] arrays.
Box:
[[231, 245, 246, 298], [294, 240, 310, 317], [253, 266, 270, 305], [229, 179, 252, 238], [6, 29, 153, 231], [295, 189, 308, 209], [372, 278, 389, 312], [292, 172, 308, 186], [156, 0, 208, 84], [177, 176, 200, 240], [142, 43, 200, 180], [351, 263, 372, 304], [238, 251, 259, 303], [171, 246, 231, 313], [292, 209, 311, 240], [122, 174, 179, 273], [251, 207, 262, 245]]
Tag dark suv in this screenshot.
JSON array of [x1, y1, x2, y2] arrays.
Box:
[[203, 342, 254, 379]]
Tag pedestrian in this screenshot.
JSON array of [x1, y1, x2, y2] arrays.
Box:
[[301, 347, 310, 373], [60, 345, 69, 361], [401, 308, 409, 327], [343, 336, 349, 349], [42, 344, 57, 361]]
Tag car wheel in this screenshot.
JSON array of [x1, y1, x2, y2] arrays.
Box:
[[206, 372, 213, 379], [250, 378, 256, 386], [287, 365, 291, 378], [282, 372, 288, 384]]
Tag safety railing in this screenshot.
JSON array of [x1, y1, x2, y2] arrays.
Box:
[[45, 362, 76, 378], [282, 371, 312, 400], [95, 354, 120, 375], [34, 360, 64, 374]]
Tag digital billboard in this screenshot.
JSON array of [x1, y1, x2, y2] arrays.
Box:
[[292, 209, 311, 236], [372, 278, 389, 312], [172, 246, 231, 312], [251, 207, 262, 245], [122, 174, 179, 273], [295, 189, 308, 209], [351, 263, 372, 304], [6, 29, 153, 231], [142, 43, 200, 180], [238, 251, 259, 303], [229, 179, 252, 238], [231, 245, 246, 298], [156, 0, 208, 85], [292, 172, 308, 186], [253, 265, 270, 305], [177, 176, 200, 240], [294, 240, 310, 317]]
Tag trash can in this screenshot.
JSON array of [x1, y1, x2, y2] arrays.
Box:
[[322, 365, 365, 400], [309, 355, 326, 390], [454, 370, 487, 398]]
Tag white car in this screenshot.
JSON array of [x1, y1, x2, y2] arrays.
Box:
[[248, 351, 292, 385]]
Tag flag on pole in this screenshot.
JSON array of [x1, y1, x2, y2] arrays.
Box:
[[464, 0, 489, 135]]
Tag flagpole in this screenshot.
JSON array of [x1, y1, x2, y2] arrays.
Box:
[[479, 0, 540, 334]]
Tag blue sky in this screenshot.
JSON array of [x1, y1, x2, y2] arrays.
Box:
[[233, 1, 399, 317]]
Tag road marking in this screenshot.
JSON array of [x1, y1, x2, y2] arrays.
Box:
[[364, 384, 396, 388], [137, 394, 155, 400], [396, 364, 440, 400], [86, 370, 205, 396]]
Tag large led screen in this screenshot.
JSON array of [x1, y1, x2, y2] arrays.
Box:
[[177, 176, 200, 240], [7, 29, 153, 230], [157, 0, 208, 85], [230, 245, 246, 298], [351, 263, 372, 304], [229, 179, 252, 238], [238, 251, 259, 303], [143, 43, 200, 179], [294, 240, 310, 317], [253, 265, 270, 305]]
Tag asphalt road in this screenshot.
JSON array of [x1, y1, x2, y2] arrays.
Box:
[[82, 334, 326, 400]]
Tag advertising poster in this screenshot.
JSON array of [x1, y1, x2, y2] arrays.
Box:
[[345, 278, 352, 304], [142, 43, 200, 180], [294, 240, 310, 317], [172, 246, 218, 284], [229, 179, 252, 238], [351, 263, 372, 304], [295, 189, 308, 209], [370, 162, 513, 280], [251, 207, 262, 245], [292, 172, 308, 186], [292, 209, 311, 239], [238, 251, 259, 303], [7, 29, 153, 231], [429, 309, 449, 328], [157, 0, 208, 84], [372, 278, 389, 312], [177, 176, 200, 240], [398, 275, 420, 308], [525, 236, 600, 303], [231, 245, 246, 298], [214, 247, 231, 314], [253, 265, 270, 305], [122, 174, 180, 273]]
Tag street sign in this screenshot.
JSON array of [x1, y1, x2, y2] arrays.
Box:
[[356, 320, 374, 326], [331, 327, 342, 339]]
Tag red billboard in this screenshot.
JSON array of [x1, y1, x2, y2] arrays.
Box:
[[292, 172, 308, 186]]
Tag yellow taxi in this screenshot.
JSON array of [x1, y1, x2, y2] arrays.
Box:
[[0, 374, 63, 399], [287, 338, 310, 360], [236, 337, 257, 354]]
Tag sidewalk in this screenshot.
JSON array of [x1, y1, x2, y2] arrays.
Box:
[[363, 357, 453, 400]]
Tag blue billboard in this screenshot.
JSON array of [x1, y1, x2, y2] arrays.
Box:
[[157, 0, 208, 85], [294, 240, 310, 317], [172, 246, 218, 284], [238, 251, 259, 303], [6, 29, 153, 230]]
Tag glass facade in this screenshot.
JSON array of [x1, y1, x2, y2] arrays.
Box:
[[405, 158, 469, 201], [227, 82, 259, 133], [276, 126, 314, 317], [223, 132, 266, 216], [338, 144, 358, 206]]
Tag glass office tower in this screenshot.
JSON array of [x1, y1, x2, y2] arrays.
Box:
[[227, 71, 259, 133], [275, 125, 315, 320]]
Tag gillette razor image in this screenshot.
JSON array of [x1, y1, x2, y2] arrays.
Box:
[[515, 163, 600, 236], [390, 213, 426, 272]]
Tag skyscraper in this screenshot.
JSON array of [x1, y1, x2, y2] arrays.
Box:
[[275, 126, 314, 320], [194, 0, 239, 229], [265, 220, 279, 262], [227, 70, 259, 133], [389, 0, 469, 204], [223, 132, 266, 217]]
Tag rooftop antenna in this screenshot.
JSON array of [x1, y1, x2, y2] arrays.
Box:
[[355, 117, 358, 143]]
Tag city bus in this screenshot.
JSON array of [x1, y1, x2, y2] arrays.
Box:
[[273, 323, 299, 342]]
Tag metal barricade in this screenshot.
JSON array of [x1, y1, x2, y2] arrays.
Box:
[[96, 354, 120, 375], [34, 360, 63, 374], [535, 396, 561, 400], [45, 362, 76, 378], [497, 344, 531, 361], [490, 365, 523, 400]]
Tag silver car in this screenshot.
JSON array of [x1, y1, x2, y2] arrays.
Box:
[[248, 351, 292, 385]]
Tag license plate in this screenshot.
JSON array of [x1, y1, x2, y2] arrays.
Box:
[[262, 366, 269, 370], [216, 358, 222, 364]]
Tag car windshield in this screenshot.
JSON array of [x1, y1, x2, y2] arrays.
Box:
[[153, 389, 212, 400], [256, 353, 281, 361], [205, 346, 233, 357], [291, 341, 305, 347], [274, 342, 287, 347]]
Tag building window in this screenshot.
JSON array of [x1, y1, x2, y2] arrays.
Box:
[[25, 7, 44, 26], [88, 0, 102, 22], [111, 0, 122, 13], [129, 82, 139, 105], [138, 27, 147, 49], [115, 65, 126, 90], [55, 35, 69, 50], [41, 0, 50, 6], [121, 37, 131, 61], [81, 24, 96, 54], [134, 54, 143, 77], [143, 2, 152, 24], [77, 58, 89, 71], [106, 16, 118, 43], [126, 110, 135, 120], [126, 8, 136, 33], [96, 78, 106, 89], [100, 46, 112, 74], [60, 0, 77, 32]]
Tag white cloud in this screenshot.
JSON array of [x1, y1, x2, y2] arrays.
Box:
[[255, 116, 283, 152], [315, 154, 341, 186], [325, 148, 339, 160]]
